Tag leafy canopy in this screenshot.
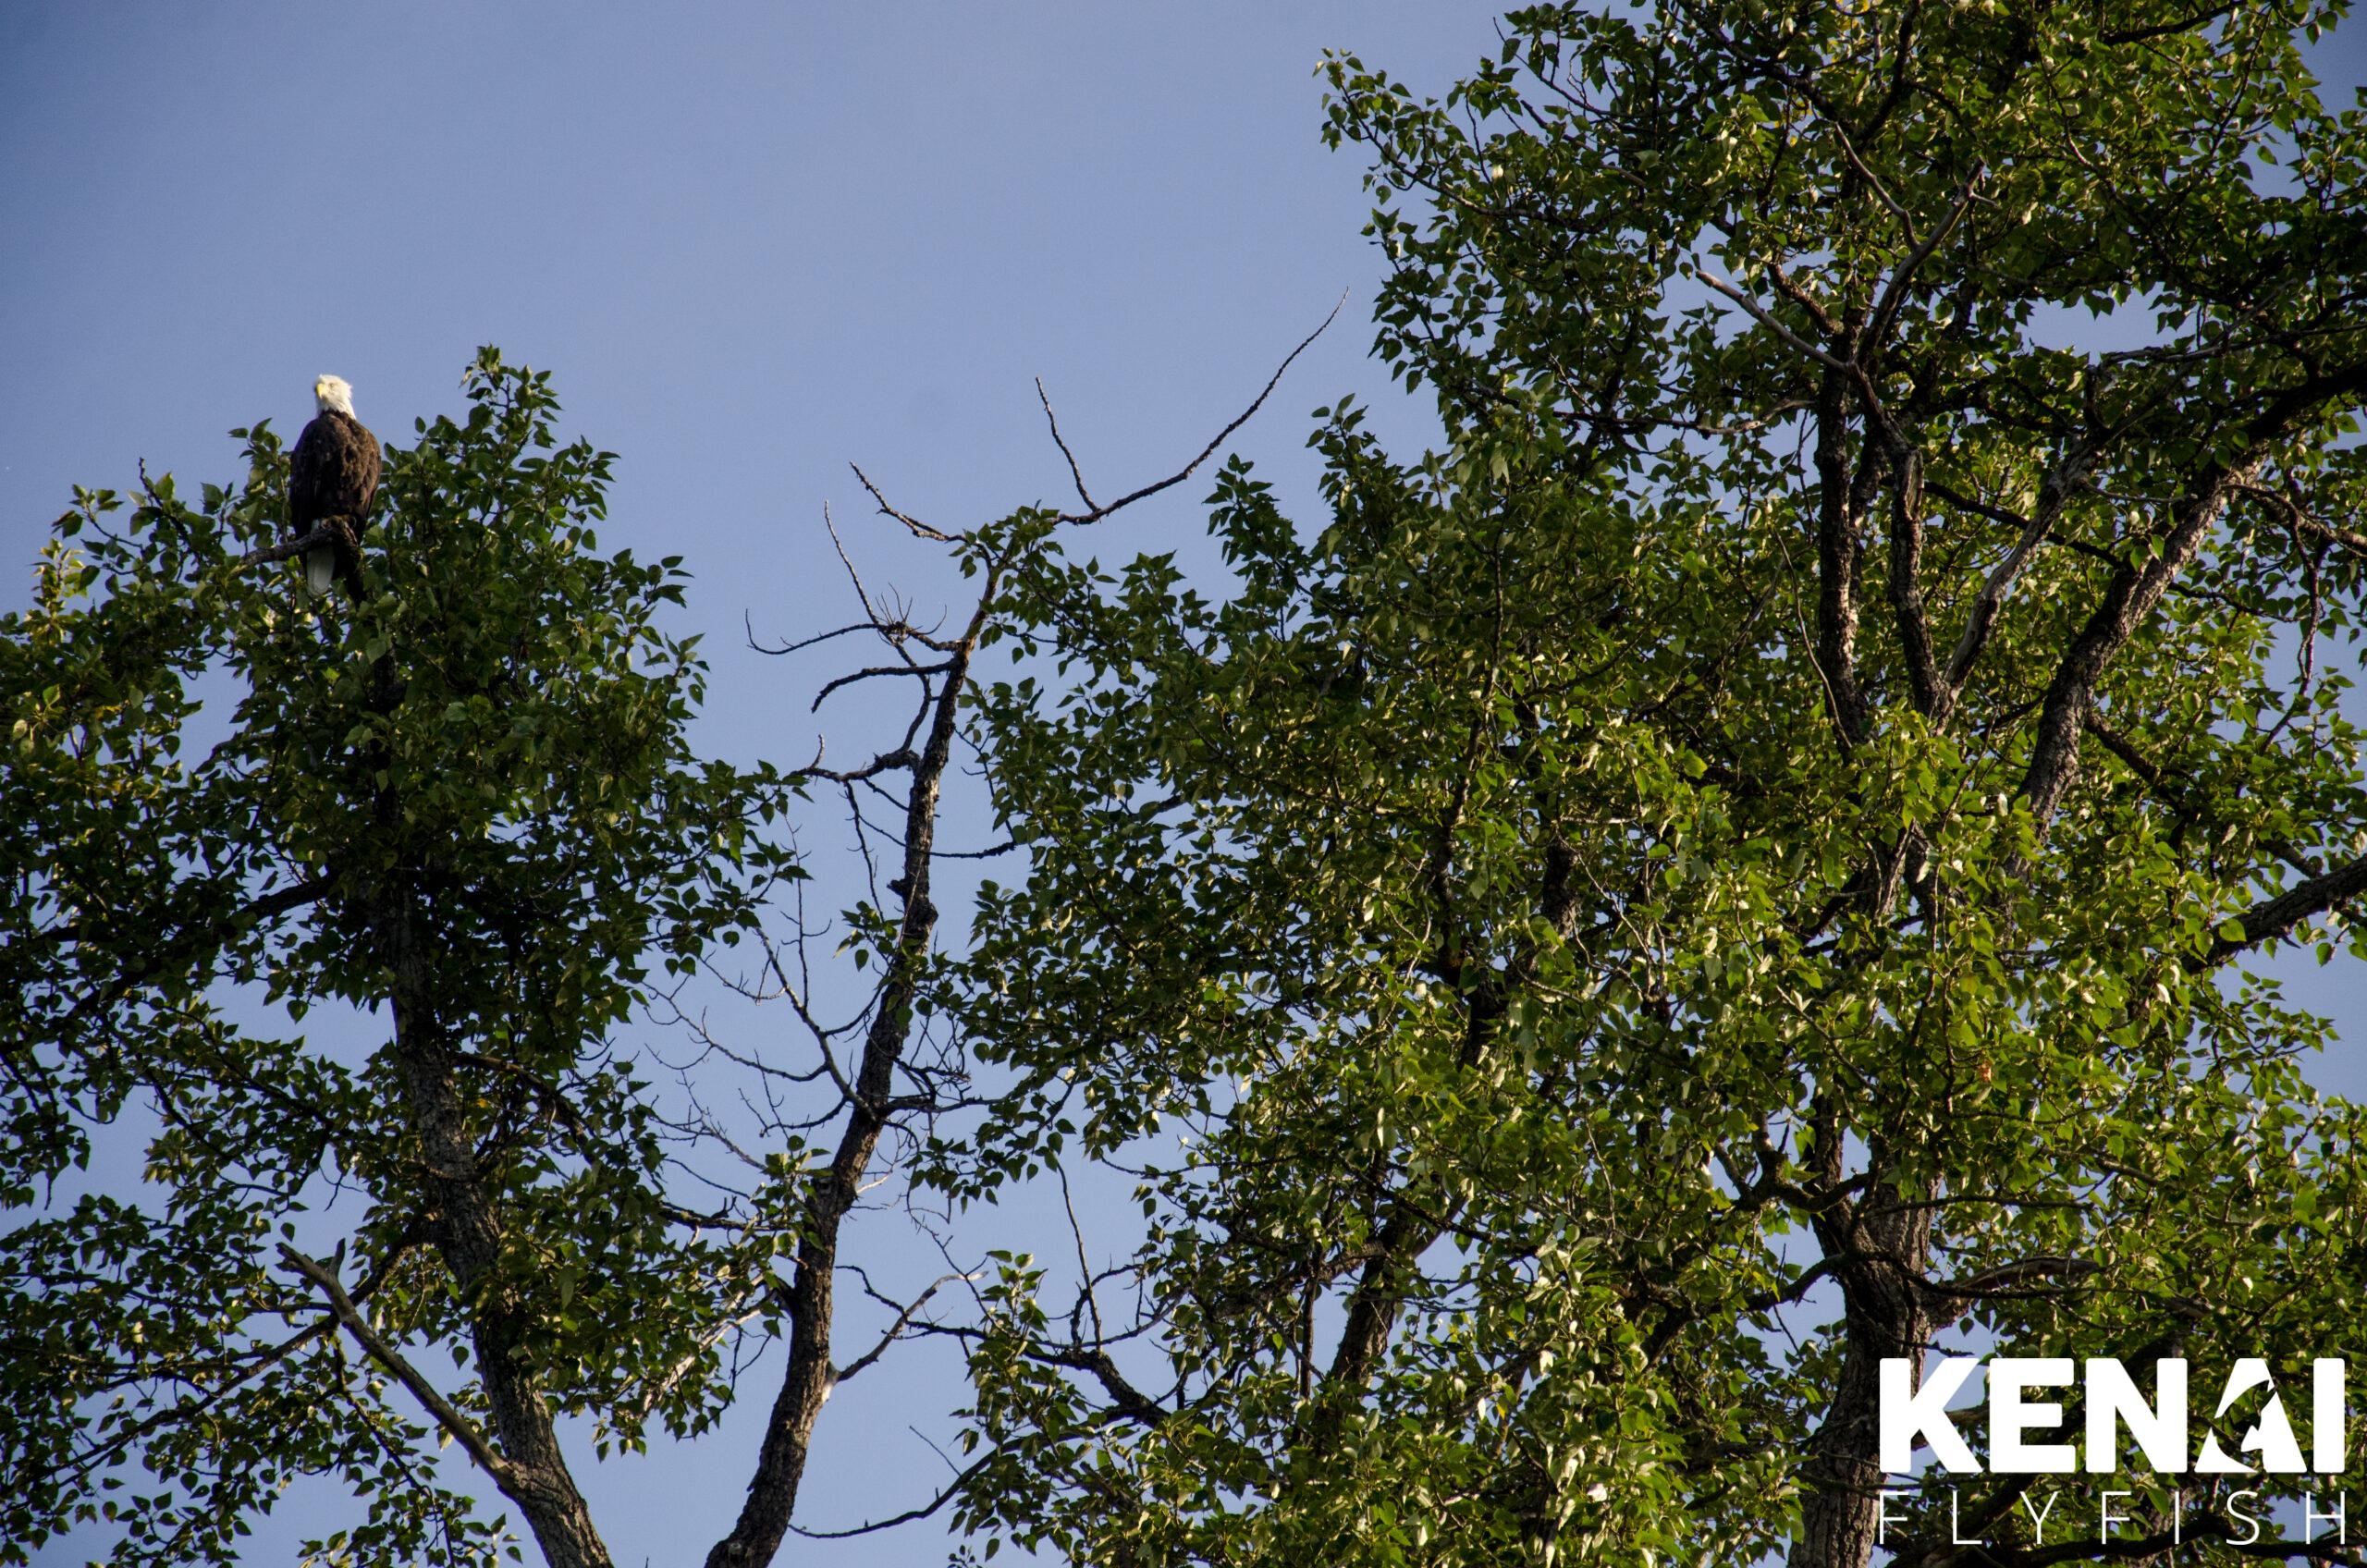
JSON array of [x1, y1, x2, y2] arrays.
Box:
[[1, 352, 795, 1567], [929, 4, 2367, 1566]]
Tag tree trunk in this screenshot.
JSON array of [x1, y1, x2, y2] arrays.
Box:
[[379, 888, 616, 1568], [1790, 1179, 1933, 1568]]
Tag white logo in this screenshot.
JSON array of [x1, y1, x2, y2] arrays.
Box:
[[1879, 1356, 2347, 1475]]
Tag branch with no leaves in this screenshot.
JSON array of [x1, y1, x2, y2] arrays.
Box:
[[1049, 293, 1346, 526], [849, 294, 1343, 545], [833, 1269, 977, 1387], [1038, 376, 1100, 513], [785, 1449, 999, 1540], [708, 307, 1341, 1563]]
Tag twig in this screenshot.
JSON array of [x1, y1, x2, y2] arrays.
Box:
[[1037, 377, 1099, 512], [834, 1270, 976, 1385], [849, 464, 954, 543], [1057, 291, 1346, 524], [785, 1450, 996, 1539]]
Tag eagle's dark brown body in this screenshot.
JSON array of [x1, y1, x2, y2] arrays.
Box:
[[288, 405, 381, 594], [289, 408, 382, 535]]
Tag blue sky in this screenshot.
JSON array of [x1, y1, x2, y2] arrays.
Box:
[[6, 6, 2367, 1566]]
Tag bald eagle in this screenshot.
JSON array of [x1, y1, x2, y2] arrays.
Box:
[[288, 375, 382, 597]]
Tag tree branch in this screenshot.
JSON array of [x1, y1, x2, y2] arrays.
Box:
[[1054, 291, 1344, 525], [2208, 851, 2367, 964], [277, 1245, 519, 1489]]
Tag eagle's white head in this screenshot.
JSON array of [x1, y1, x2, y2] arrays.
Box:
[[313, 374, 356, 417]]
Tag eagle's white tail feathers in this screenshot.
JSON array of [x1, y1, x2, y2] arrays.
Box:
[[304, 545, 336, 598]]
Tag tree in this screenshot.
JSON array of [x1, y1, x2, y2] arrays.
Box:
[[919, 5, 2367, 1567], [0, 341, 1322, 1568], [0, 354, 837, 1568], [13, 6, 2367, 1567]]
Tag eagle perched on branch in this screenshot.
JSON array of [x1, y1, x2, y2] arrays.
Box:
[[288, 374, 381, 596]]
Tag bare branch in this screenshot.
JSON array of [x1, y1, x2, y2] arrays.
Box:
[[849, 464, 954, 543], [834, 1270, 976, 1385], [1037, 377, 1099, 513], [785, 1450, 996, 1540], [822, 501, 884, 624], [812, 664, 951, 714], [706, 558, 1005, 1568], [1056, 292, 1345, 525]]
